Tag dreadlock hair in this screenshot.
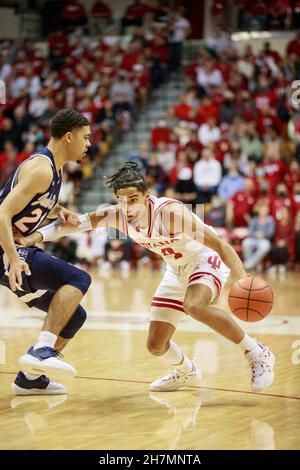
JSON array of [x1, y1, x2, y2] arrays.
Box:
[[104, 161, 148, 193]]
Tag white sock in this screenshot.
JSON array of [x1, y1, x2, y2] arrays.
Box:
[[160, 341, 193, 373], [238, 334, 262, 355], [34, 331, 57, 350]]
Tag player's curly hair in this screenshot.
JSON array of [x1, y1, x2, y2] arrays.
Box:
[[104, 161, 148, 193]]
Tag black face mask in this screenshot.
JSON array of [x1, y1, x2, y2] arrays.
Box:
[[277, 191, 287, 197]]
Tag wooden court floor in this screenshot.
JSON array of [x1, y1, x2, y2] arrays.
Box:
[[0, 268, 299, 450]]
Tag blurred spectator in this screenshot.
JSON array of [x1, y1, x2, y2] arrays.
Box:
[[112, 93, 132, 131], [193, 147, 222, 203], [121, 0, 157, 34], [151, 118, 171, 149], [145, 153, 166, 194], [104, 239, 130, 271], [129, 142, 151, 170], [287, 29, 300, 58], [270, 207, 295, 275], [198, 116, 221, 146], [196, 59, 223, 96], [218, 160, 245, 200], [168, 8, 191, 71], [206, 195, 227, 227], [269, 182, 297, 221], [91, 1, 112, 22], [242, 205, 275, 270], [206, 26, 235, 57], [170, 150, 198, 204], [0, 141, 18, 184], [227, 177, 257, 228], [110, 71, 134, 104], [267, 0, 289, 30], [61, 1, 87, 31], [156, 141, 176, 176], [220, 90, 237, 124], [240, 0, 268, 31], [240, 125, 263, 161]]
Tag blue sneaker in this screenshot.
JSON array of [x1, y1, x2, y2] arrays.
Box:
[[11, 371, 67, 395], [19, 346, 76, 379]]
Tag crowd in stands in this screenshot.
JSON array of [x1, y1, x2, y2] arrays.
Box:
[[1, 1, 300, 275], [0, 6, 183, 192], [216, 0, 300, 31]]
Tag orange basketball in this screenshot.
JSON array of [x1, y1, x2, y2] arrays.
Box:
[[228, 276, 274, 322]]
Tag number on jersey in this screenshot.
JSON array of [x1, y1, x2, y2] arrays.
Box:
[[14, 208, 44, 233], [161, 247, 183, 260]]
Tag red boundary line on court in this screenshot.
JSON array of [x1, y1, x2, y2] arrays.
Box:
[[1, 370, 299, 401]]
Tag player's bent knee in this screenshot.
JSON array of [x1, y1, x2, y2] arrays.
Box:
[[68, 269, 92, 295], [59, 305, 87, 338], [146, 338, 168, 356], [183, 300, 209, 320]]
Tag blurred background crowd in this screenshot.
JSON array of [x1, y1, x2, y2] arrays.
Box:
[[1, 0, 300, 276]]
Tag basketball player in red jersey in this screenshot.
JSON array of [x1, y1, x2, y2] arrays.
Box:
[[20, 162, 275, 392]]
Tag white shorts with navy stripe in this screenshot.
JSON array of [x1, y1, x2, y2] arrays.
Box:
[[150, 250, 230, 328]]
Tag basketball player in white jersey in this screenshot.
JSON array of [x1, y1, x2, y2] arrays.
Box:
[[19, 162, 275, 392]]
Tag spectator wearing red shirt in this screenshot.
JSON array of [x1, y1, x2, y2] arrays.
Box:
[[269, 183, 298, 221], [151, 119, 171, 149], [287, 29, 300, 57], [261, 41, 281, 64], [227, 177, 257, 227], [236, 90, 258, 122], [121, 41, 143, 72], [91, 1, 112, 20], [16, 141, 35, 165], [197, 96, 220, 125], [61, 1, 87, 29], [48, 30, 69, 57], [121, 0, 157, 34], [170, 94, 196, 122], [262, 155, 287, 192], [254, 76, 277, 112], [284, 160, 300, 191], [267, 0, 289, 29], [149, 32, 169, 66], [270, 207, 296, 273]]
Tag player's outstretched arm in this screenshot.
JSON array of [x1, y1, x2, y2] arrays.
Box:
[[16, 204, 121, 245]]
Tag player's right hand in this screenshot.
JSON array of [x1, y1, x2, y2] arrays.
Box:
[[8, 258, 31, 292]]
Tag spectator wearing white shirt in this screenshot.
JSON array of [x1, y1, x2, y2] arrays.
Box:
[[193, 147, 222, 203], [198, 116, 221, 147], [156, 141, 176, 175], [168, 8, 191, 71], [59, 172, 75, 208], [28, 91, 49, 118], [206, 27, 236, 58], [196, 59, 223, 95]]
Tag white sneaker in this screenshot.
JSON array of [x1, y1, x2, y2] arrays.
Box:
[[246, 344, 275, 391], [149, 361, 202, 392], [19, 346, 76, 379]]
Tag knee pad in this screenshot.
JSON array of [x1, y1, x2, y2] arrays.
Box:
[[67, 269, 91, 295], [59, 305, 87, 339]]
